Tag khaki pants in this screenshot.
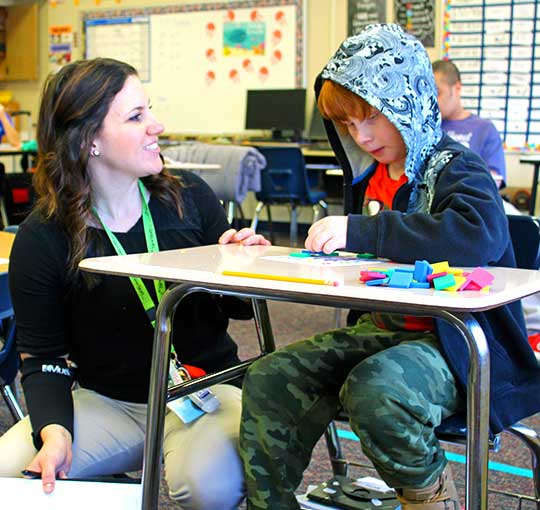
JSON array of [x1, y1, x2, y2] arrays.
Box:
[[0, 384, 244, 510]]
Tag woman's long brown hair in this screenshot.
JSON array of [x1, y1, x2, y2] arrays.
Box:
[[34, 58, 182, 278]]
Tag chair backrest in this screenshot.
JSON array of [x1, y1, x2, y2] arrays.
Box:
[[0, 272, 17, 386], [507, 214, 540, 270], [162, 143, 265, 203], [2, 172, 36, 226], [254, 146, 312, 205]]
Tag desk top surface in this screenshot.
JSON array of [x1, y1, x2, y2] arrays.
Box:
[[519, 154, 540, 163], [162, 156, 221, 171], [0, 143, 36, 156], [79, 244, 540, 313], [0, 231, 14, 273]]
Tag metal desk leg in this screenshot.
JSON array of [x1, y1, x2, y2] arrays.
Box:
[[530, 162, 540, 216], [141, 284, 194, 510], [141, 289, 277, 509], [444, 312, 490, 510]]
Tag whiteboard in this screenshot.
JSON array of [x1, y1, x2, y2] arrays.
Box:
[[83, 1, 305, 135]]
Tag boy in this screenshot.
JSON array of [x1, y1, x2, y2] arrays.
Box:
[[239, 24, 540, 510]]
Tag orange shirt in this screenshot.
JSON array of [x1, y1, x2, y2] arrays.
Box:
[[363, 162, 434, 333], [363, 162, 408, 214]]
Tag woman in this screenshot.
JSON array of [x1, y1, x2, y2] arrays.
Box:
[[0, 57, 269, 510]]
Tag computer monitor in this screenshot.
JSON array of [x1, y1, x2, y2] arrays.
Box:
[[307, 101, 328, 142], [245, 88, 306, 141]]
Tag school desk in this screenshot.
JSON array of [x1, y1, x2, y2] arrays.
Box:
[[79, 244, 540, 510], [0, 230, 15, 273], [163, 160, 221, 171]]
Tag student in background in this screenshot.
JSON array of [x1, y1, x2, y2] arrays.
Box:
[[239, 24, 540, 510], [432, 59, 506, 189], [433, 59, 540, 355], [0, 57, 269, 510], [0, 103, 20, 146]]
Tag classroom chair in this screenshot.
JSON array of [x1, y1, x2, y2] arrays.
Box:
[[250, 146, 328, 246], [324, 213, 540, 509], [0, 272, 23, 423], [0, 170, 35, 228], [162, 143, 266, 228]]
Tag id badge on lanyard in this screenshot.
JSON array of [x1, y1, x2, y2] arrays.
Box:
[[93, 180, 220, 422]]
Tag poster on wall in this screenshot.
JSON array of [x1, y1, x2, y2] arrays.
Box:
[[394, 0, 435, 47], [49, 25, 73, 72], [348, 0, 386, 36], [83, 0, 304, 134], [442, 0, 539, 150]]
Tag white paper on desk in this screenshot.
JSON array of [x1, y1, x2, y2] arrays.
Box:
[[0, 257, 9, 264], [0, 477, 141, 509], [261, 254, 381, 268]]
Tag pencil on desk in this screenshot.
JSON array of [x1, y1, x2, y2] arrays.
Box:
[[222, 270, 339, 286]]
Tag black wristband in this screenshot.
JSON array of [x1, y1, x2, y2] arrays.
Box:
[[20, 357, 74, 450]]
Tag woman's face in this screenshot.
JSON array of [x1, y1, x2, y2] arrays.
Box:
[[90, 75, 164, 180]]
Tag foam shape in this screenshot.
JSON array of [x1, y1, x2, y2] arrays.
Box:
[[413, 260, 431, 283], [410, 281, 430, 289], [427, 271, 447, 282], [395, 267, 415, 273], [360, 271, 388, 282], [443, 275, 467, 292], [458, 267, 495, 291], [433, 273, 456, 290], [388, 272, 413, 288], [366, 277, 389, 286], [431, 261, 450, 274], [447, 267, 464, 276]]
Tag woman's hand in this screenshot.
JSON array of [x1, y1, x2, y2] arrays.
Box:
[[218, 227, 271, 246], [23, 424, 73, 494], [305, 216, 348, 254]]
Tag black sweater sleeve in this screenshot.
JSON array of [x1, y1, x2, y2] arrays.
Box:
[[178, 170, 231, 244], [9, 217, 70, 357]]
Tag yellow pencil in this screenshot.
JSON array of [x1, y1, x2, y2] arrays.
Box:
[[222, 270, 339, 287]]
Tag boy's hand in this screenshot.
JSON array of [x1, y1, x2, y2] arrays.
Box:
[[305, 216, 348, 254], [218, 227, 271, 246]]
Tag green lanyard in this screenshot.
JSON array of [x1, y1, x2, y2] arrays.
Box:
[[92, 180, 166, 327]]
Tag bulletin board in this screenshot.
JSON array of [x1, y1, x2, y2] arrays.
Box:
[[83, 0, 305, 135], [443, 0, 540, 150], [347, 0, 386, 36]]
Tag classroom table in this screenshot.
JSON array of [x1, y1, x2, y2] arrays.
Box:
[[79, 244, 540, 510], [0, 230, 15, 274], [0, 144, 37, 172], [518, 153, 540, 215], [163, 158, 221, 171]]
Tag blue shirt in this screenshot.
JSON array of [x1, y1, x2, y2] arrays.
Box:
[[442, 114, 506, 182]]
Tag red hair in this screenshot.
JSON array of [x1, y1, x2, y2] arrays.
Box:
[[317, 80, 371, 133]]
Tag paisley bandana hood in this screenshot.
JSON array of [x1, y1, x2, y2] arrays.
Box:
[[320, 23, 442, 200]]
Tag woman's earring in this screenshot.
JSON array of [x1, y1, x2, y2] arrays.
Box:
[[91, 148, 100, 157]]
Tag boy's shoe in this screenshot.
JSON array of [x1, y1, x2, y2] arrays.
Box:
[[396, 465, 460, 509]]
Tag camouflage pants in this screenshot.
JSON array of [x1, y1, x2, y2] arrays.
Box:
[[239, 314, 464, 510]]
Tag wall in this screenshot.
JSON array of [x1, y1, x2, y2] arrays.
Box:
[[0, 0, 536, 210]]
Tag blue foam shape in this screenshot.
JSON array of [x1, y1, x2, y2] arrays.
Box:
[[410, 281, 430, 289], [388, 272, 413, 288], [366, 277, 389, 286], [395, 267, 415, 273], [413, 260, 431, 283]]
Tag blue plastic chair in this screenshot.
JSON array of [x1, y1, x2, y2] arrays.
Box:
[[0, 271, 23, 423], [250, 146, 328, 246]]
